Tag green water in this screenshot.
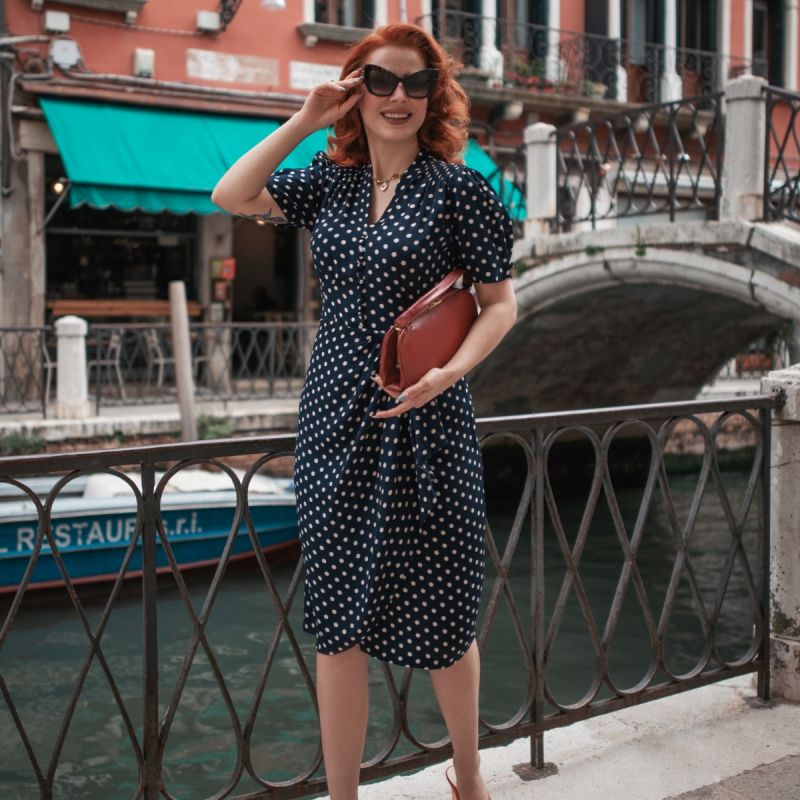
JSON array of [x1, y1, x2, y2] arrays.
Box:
[[0, 471, 762, 799]]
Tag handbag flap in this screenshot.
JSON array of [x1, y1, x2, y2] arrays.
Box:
[[394, 269, 472, 328]]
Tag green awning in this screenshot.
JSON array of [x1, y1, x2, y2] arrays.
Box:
[[464, 138, 526, 221], [40, 97, 525, 219]]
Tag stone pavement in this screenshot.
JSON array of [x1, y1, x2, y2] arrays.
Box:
[[665, 754, 800, 799], [349, 675, 800, 800]]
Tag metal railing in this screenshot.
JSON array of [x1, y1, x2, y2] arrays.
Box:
[[763, 85, 800, 223], [0, 395, 778, 798], [88, 321, 318, 412], [418, 10, 766, 104], [556, 93, 723, 231], [0, 327, 52, 417]]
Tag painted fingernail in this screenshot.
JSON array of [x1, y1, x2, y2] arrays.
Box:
[[396, 393, 406, 403]]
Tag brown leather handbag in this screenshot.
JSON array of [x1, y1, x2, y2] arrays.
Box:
[[377, 268, 478, 394]]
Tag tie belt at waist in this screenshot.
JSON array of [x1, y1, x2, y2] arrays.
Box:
[[360, 337, 450, 521]]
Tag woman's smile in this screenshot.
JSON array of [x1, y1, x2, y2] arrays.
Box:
[[380, 109, 413, 125]]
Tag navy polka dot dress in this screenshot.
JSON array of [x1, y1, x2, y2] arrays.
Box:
[[266, 147, 513, 669]]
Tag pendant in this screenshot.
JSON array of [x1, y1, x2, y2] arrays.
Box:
[[378, 181, 389, 191]]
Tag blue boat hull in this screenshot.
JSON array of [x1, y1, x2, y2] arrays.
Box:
[[0, 492, 298, 592]]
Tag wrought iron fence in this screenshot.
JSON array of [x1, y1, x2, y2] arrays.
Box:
[[0, 395, 778, 798], [89, 322, 318, 412], [556, 93, 723, 231], [419, 10, 765, 104], [0, 327, 52, 417], [763, 85, 800, 223]]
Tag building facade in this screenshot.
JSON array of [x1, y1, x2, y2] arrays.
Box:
[[0, 0, 797, 332]]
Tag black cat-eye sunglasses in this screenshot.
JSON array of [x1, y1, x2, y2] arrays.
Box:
[[362, 64, 439, 99]]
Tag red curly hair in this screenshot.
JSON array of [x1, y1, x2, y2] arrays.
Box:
[[326, 23, 471, 167]]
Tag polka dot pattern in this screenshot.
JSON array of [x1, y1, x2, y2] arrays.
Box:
[[266, 148, 513, 669]]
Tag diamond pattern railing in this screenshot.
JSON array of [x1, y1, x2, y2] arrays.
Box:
[[87, 322, 318, 412], [0, 327, 52, 416], [0, 395, 778, 798], [763, 85, 800, 223], [556, 93, 723, 231]]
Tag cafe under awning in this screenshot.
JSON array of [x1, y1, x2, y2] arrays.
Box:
[[40, 97, 525, 219]]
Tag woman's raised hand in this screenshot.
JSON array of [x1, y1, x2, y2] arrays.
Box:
[[296, 67, 365, 131]]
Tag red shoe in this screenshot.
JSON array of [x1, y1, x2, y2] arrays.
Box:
[[445, 765, 459, 800], [444, 765, 492, 800]]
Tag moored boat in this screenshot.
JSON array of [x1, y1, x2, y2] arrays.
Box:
[[0, 469, 297, 592]]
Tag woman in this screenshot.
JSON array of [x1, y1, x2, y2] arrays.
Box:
[[212, 23, 516, 800]]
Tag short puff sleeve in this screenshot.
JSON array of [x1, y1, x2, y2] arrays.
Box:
[[451, 168, 514, 283], [265, 150, 335, 230]]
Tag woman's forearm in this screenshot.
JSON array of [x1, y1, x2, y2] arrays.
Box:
[[441, 301, 517, 385], [211, 111, 317, 209]]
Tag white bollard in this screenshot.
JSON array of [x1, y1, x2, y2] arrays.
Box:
[[54, 315, 92, 419], [762, 363, 800, 702]]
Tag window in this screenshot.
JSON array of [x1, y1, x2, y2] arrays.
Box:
[[753, 0, 784, 86], [431, 0, 481, 67], [315, 0, 375, 27], [678, 0, 716, 53]]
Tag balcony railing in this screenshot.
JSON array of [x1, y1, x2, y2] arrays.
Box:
[[0, 395, 777, 797], [419, 11, 766, 104], [555, 93, 723, 231]]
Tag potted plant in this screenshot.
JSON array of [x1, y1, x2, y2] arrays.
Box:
[[583, 79, 608, 100]]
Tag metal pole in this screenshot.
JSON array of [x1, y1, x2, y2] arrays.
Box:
[[758, 406, 772, 701], [531, 427, 545, 768], [169, 280, 197, 441], [141, 461, 160, 798]]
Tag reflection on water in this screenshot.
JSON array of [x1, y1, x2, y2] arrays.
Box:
[[0, 472, 761, 799]]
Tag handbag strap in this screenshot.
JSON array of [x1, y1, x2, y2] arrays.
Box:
[[393, 269, 472, 328]]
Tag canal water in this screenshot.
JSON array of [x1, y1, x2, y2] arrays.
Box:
[[0, 468, 761, 799]]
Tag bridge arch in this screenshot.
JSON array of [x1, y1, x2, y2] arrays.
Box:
[[469, 243, 800, 415]]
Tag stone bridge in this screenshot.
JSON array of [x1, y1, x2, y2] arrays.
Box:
[[470, 220, 800, 415], [469, 76, 800, 416]]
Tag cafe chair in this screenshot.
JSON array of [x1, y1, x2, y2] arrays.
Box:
[[144, 328, 175, 389], [87, 330, 127, 402]]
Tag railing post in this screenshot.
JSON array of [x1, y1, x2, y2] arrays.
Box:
[[720, 74, 768, 222], [54, 315, 92, 419], [524, 122, 557, 237], [141, 460, 160, 798], [761, 364, 800, 702]]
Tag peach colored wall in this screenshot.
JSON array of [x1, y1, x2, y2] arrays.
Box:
[[4, 1, 430, 94], [730, 0, 745, 59], [560, 0, 585, 34]]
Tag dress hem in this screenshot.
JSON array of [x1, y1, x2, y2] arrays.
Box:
[[307, 624, 477, 671]]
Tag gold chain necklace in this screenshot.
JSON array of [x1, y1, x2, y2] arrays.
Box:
[[373, 169, 407, 192]]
